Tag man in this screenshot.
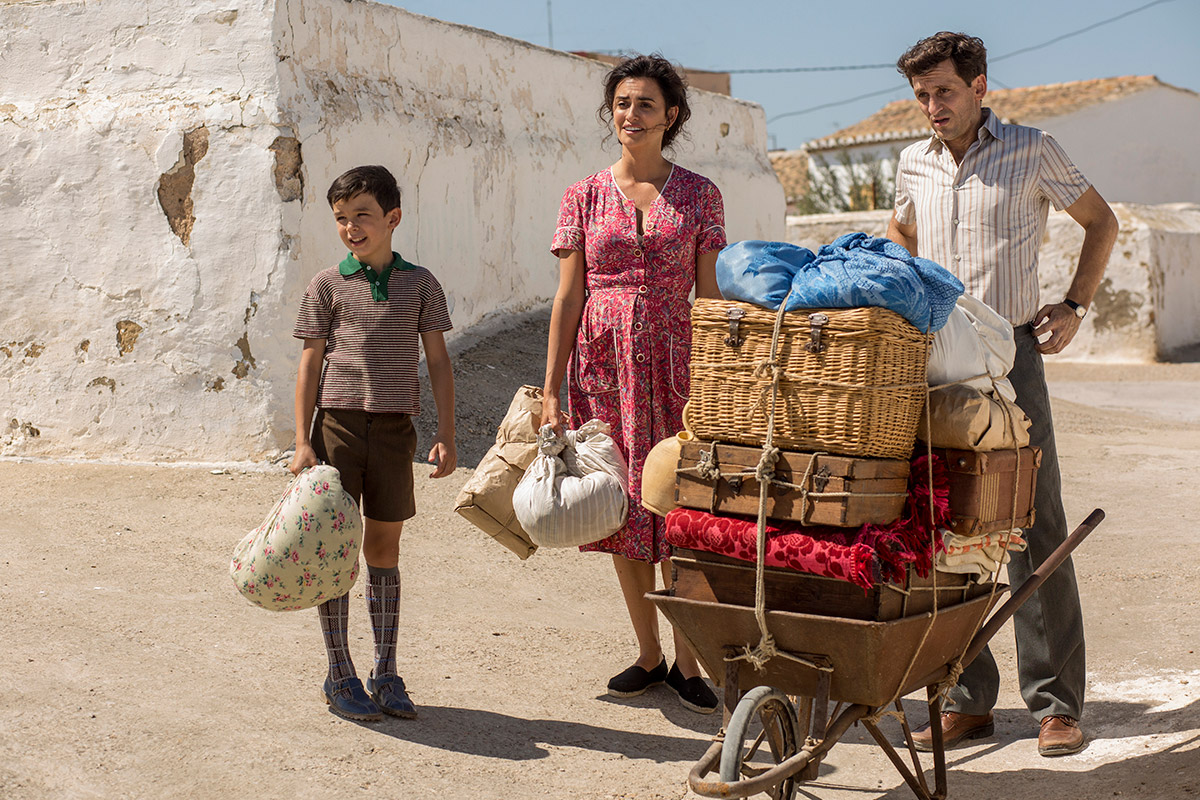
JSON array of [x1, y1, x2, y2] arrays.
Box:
[[887, 31, 1118, 757]]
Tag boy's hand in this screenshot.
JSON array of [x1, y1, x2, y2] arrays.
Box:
[[427, 439, 457, 478], [289, 443, 319, 476]]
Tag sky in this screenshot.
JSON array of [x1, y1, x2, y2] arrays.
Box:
[[383, 0, 1199, 151]]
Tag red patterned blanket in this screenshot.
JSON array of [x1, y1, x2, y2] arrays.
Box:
[[665, 455, 950, 590]]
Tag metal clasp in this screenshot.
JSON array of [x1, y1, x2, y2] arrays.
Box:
[[812, 465, 831, 493], [724, 307, 746, 347], [805, 312, 829, 353]]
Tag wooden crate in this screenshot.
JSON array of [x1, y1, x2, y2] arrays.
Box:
[[674, 439, 909, 527], [937, 446, 1041, 535], [669, 548, 989, 622]]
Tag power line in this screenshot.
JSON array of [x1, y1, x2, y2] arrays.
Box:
[[991, 0, 1175, 63], [759, 0, 1176, 128], [728, 63, 893, 74], [768, 84, 908, 124]]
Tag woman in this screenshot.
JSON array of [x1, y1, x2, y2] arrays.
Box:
[[542, 54, 726, 713]]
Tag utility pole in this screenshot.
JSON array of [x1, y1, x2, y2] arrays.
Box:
[[546, 0, 554, 49]]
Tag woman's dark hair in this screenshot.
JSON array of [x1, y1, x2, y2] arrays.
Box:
[[327, 164, 402, 213], [599, 53, 691, 150], [896, 31, 988, 86]]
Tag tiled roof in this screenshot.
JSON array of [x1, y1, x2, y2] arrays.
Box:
[[768, 149, 810, 207], [808, 75, 1186, 150]]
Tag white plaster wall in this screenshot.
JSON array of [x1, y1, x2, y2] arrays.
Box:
[[0, 0, 782, 462], [0, 0, 291, 461], [273, 0, 782, 328], [1035, 88, 1200, 206], [269, 0, 782, 455], [784, 203, 1200, 363]]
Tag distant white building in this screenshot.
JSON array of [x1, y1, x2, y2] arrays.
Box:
[[779, 76, 1200, 212]]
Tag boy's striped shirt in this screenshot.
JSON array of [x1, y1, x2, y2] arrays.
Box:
[[294, 263, 452, 415]]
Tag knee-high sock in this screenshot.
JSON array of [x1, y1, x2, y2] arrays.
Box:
[[366, 565, 401, 680], [318, 593, 355, 683]]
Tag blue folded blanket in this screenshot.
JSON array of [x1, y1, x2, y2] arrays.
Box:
[[716, 233, 964, 333]]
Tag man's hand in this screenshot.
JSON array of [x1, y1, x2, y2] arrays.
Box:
[[1031, 302, 1083, 355], [288, 443, 319, 476], [427, 438, 457, 478]]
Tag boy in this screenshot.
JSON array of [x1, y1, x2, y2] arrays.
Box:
[[289, 164, 457, 721]]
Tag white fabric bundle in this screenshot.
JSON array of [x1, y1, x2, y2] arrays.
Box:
[[928, 293, 1018, 402], [513, 419, 629, 548]]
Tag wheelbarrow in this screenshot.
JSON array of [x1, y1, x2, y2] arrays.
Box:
[[648, 508, 1105, 800]]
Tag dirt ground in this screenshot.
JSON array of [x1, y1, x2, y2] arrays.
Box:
[[3, 309, 1199, 800]]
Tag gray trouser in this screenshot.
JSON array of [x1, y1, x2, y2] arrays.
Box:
[[945, 324, 1086, 722]]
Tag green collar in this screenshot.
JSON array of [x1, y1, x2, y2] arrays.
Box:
[[338, 252, 414, 301]]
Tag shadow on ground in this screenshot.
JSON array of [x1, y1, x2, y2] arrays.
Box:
[[797, 695, 1200, 798], [340, 703, 710, 764]]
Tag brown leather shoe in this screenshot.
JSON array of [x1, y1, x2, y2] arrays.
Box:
[[1038, 715, 1085, 756], [910, 711, 994, 752]]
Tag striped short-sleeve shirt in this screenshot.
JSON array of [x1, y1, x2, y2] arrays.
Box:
[[893, 108, 1091, 325], [293, 257, 452, 415]]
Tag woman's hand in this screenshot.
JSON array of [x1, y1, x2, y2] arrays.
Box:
[[540, 395, 566, 436]]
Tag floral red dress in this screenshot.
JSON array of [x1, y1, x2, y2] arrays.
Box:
[[551, 166, 726, 563]]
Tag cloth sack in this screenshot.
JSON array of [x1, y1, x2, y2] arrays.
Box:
[[512, 419, 629, 548], [230, 465, 362, 612], [640, 431, 695, 517], [928, 294, 1018, 402], [917, 383, 1032, 450], [454, 385, 543, 559]]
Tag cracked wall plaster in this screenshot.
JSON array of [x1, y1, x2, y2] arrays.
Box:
[[116, 320, 144, 356], [232, 334, 256, 379], [158, 127, 210, 246], [268, 136, 304, 202]]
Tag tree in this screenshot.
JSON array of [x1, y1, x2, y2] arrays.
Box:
[[796, 148, 897, 215]]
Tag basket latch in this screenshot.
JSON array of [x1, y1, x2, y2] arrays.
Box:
[[724, 307, 747, 347], [805, 312, 829, 353]]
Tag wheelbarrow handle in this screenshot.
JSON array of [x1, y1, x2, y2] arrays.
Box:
[[960, 508, 1104, 668]]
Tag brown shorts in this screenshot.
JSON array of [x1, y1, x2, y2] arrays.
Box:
[[312, 408, 417, 523]]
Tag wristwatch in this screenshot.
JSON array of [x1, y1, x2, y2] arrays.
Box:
[[1063, 298, 1087, 319]]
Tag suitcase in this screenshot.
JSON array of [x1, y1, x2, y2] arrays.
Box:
[[674, 439, 909, 527], [669, 548, 989, 622], [937, 446, 1041, 536]]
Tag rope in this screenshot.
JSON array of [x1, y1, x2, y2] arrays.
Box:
[[725, 291, 795, 673], [931, 369, 1023, 704], [862, 707, 908, 726]]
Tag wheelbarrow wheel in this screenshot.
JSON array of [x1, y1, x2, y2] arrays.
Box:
[[719, 686, 799, 799]]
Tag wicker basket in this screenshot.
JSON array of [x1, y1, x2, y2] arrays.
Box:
[[686, 299, 931, 459]]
